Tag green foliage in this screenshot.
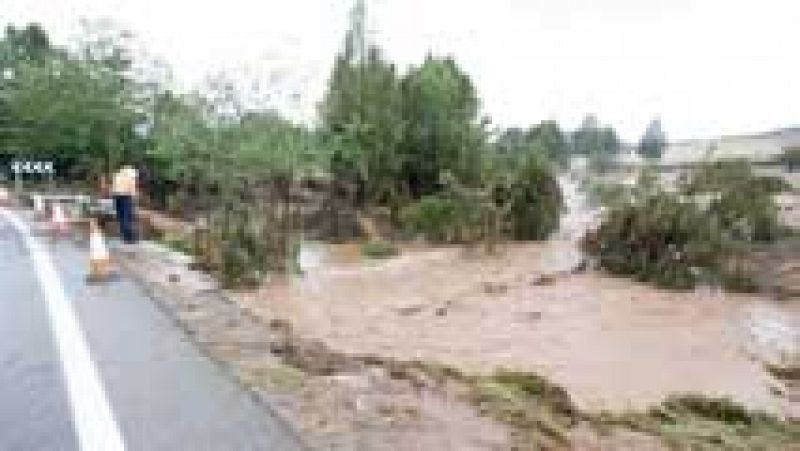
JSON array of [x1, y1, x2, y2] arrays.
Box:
[[1, 23, 145, 178], [637, 118, 666, 160], [506, 156, 563, 240], [572, 114, 621, 171], [322, 7, 488, 203], [765, 363, 800, 381], [495, 121, 570, 168], [192, 194, 297, 288], [360, 239, 398, 259], [529, 120, 570, 167], [397, 56, 485, 197], [400, 192, 473, 243], [656, 394, 775, 425], [683, 160, 782, 241], [780, 146, 800, 170], [593, 394, 799, 449], [585, 161, 781, 291], [401, 154, 562, 245], [470, 369, 578, 449], [491, 370, 577, 419], [321, 47, 403, 202], [583, 193, 716, 289], [319, 2, 563, 247], [319, 1, 405, 205]]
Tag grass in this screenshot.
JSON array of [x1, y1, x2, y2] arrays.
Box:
[[360, 239, 399, 259], [589, 394, 800, 450], [154, 233, 195, 256], [464, 369, 580, 449], [407, 365, 800, 450], [766, 363, 800, 381], [241, 363, 306, 391]]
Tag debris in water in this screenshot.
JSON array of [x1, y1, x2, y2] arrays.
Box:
[[531, 274, 556, 286]]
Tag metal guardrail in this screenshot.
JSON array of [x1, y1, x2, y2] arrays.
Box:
[[28, 193, 116, 219]]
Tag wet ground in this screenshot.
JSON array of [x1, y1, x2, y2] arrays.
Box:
[[237, 240, 799, 418], [0, 207, 303, 450]]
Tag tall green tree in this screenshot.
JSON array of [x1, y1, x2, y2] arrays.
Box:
[[528, 120, 569, 167], [637, 118, 667, 159], [398, 55, 484, 197], [320, 0, 404, 203], [572, 114, 620, 170], [495, 121, 568, 168], [1, 23, 144, 178], [0, 24, 54, 160]]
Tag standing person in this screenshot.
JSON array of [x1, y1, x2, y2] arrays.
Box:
[[112, 165, 138, 244]]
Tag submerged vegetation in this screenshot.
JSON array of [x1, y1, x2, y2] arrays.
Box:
[[384, 362, 800, 450], [592, 394, 800, 449], [583, 161, 788, 291]]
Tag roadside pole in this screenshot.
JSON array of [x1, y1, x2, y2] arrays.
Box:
[[13, 161, 22, 196]]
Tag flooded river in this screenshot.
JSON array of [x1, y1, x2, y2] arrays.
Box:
[[235, 173, 798, 417]]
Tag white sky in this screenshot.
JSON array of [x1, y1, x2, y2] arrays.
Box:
[[3, 0, 800, 140]]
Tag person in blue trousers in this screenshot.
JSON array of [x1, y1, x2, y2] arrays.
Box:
[[111, 165, 138, 244]]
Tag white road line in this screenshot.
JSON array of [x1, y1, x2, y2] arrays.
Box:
[[0, 209, 125, 451]]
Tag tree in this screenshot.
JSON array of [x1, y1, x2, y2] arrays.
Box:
[[494, 127, 529, 161], [320, 0, 404, 204], [571, 114, 601, 156], [638, 118, 667, 159], [1, 23, 51, 65], [572, 114, 620, 170], [398, 55, 484, 197], [0, 24, 54, 160], [528, 120, 569, 167], [494, 121, 568, 168], [780, 146, 799, 172], [1, 23, 145, 179]]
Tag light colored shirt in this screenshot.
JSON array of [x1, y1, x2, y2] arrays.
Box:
[[112, 167, 138, 196]]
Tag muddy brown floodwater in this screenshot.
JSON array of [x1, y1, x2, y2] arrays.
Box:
[[235, 240, 799, 418]]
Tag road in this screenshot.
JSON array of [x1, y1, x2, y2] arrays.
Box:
[[0, 207, 303, 450]]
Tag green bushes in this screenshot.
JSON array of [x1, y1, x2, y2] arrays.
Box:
[[191, 196, 297, 288], [594, 394, 799, 449], [584, 161, 783, 291], [360, 239, 399, 259], [400, 157, 563, 245], [582, 193, 718, 289], [506, 157, 563, 240], [401, 194, 465, 243]]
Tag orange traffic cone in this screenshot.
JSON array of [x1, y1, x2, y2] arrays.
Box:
[[51, 203, 69, 235], [86, 218, 112, 283]]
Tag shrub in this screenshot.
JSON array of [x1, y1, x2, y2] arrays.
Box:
[[709, 187, 780, 241], [400, 194, 466, 243], [360, 239, 399, 259], [682, 160, 783, 241], [506, 157, 563, 240], [582, 193, 721, 289], [400, 156, 563, 245], [655, 394, 776, 426], [191, 195, 297, 288], [584, 161, 783, 291]]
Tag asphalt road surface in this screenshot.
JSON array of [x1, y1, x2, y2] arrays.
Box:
[[0, 207, 303, 451]]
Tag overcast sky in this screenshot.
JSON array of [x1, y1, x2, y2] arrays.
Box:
[[3, 0, 800, 141]]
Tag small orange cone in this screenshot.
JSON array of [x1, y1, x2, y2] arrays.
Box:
[[51, 203, 69, 235], [87, 218, 112, 283]]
